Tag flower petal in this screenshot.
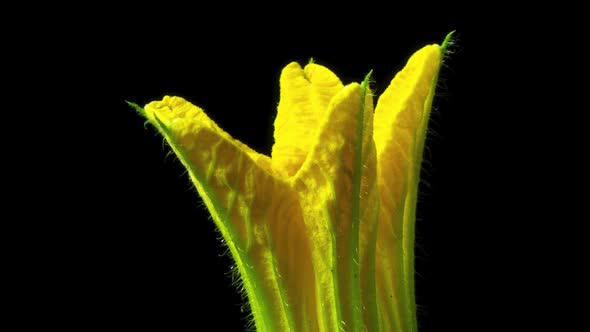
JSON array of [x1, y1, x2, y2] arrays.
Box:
[[373, 45, 443, 331], [291, 81, 377, 331], [143, 96, 315, 331], [271, 62, 344, 177]]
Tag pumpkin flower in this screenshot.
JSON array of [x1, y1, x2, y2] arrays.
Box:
[[131, 33, 452, 332]]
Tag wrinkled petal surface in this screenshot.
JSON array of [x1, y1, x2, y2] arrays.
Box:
[[272, 63, 343, 177]]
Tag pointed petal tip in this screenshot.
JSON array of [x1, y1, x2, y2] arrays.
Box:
[[441, 30, 457, 48], [441, 30, 456, 52], [127, 100, 147, 118], [361, 70, 374, 92]]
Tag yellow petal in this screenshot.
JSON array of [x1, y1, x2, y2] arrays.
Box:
[[144, 96, 315, 331], [373, 45, 443, 331], [144, 97, 279, 250], [271, 62, 343, 177], [292, 81, 376, 331]]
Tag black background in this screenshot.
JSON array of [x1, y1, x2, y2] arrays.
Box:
[[35, 7, 552, 331]]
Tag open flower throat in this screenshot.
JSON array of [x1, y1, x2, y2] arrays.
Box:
[[132, 35, 451, 332]]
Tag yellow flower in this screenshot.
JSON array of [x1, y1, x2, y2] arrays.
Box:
[[132, 33, 451, 332]]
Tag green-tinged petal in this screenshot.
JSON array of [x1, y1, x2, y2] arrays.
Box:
[[272, 62, 343, 177], [291, 81, 377, 331], [144, 96, 276, 175], [373, 45, 443, 332], [143, 96, 315, 332], [357, 74, 381, 332]]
